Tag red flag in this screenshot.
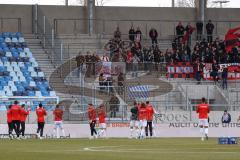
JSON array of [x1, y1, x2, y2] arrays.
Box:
[[225, 26, 240, 53]]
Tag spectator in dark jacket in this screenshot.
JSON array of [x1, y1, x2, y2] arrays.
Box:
[[222, 110, 231, 124], [75, 52, 85, 77], [109, 94, 120, 118], [114, 27, 121, 42], [176, 21, 185, 39], [129, 26, 135, 42], [211, 60, 219, 84], [222, 67, 228, 90], [206, 20, 215, 43], [185, 23, 194, 47], [135, 27, 142, 42], [149, 28, 158, 47], [196, 21, 203, 41], [117, 72, 124, 95]]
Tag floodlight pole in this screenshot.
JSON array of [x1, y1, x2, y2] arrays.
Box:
[[213, 1, 230, 8], [85, 0, 95, 35], [195, 0, 206, 34], [172, 0, 175, 7]]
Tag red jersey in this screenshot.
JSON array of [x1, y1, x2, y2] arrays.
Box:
[[88, 106, 96, 121], [10, 104, 21, 121], [138, 107, 147, 120], [7, 110, 12, 123], [20, 108, 30, 122], [36, 107, 47, 122], [197, 103, 210, 119], [98, 108, 106, 123], [137, 104, 141, 110], [146, 105, 154, 121], [53, 108, 63, 121]]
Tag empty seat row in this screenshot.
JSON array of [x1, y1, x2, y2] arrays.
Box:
[[0, 32, 57, 103]]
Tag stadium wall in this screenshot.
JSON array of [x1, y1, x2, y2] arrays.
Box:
[[0, 5, 239, 36]]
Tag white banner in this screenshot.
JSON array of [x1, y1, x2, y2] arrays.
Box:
[[0, 122, 240, 138]]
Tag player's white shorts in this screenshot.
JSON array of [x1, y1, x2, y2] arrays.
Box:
[[99, 123, 106, 129], [130, 120, 139, 128], [199, 119, 209, 127], [139, 120, 147, 128], [54, 121, 63, 129]]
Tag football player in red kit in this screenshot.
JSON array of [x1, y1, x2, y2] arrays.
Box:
[[88, 104, 97, 139], [53, 105, 65, 138], [145, 101, 154, 138], [97, 104, 107, 138], [196, 97, 210, 141], [19, 104, 30, 139], [7, 105, 13, 139], [36, 103, 47, 139], [10, 101, 21, 139], [138, 102, 147, 139]]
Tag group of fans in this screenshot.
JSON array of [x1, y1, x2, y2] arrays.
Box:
[[5, 98, 210, 141], [6, 100, 65, 140]]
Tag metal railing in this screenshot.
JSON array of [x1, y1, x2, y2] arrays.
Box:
[[0, 96, 59, 108], [53, 18, 240, 38], [36, 6, 70, 70], [60, 103, 240, 123]]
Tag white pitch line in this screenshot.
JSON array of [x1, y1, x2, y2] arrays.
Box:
[[83, 149, 240, 154], [82, 146, 240, 154]]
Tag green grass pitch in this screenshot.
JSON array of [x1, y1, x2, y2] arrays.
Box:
[[0, 138, 239, 160]]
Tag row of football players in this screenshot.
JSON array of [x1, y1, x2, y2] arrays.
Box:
[[7, 100, 64, 139], [7, 97, 209, 140], [87, 101, 156, 139], [87, 104, 107, 139], [129, 101, 156, 139], [129, 98, 210, 141]]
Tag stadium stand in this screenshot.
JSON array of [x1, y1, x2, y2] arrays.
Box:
[[0, 32, 57, 110]]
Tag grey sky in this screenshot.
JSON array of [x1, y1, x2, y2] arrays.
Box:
[[0, 0, 239, 8]]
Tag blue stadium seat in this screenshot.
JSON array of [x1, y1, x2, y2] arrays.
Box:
[[12, 51, 19, 58], [3, 47, 10, 52], [0, 66, 5, 71], [12, 37, 18, 43], [10, 47, 17, 53], [17, 85, 25, 92], [41, 90, 49, 97], [2, 32, 10, 38], [17, 47, 23, 52], [13, 91, 22, 96], [1, 42, 7, 48], [27, 91, 35, 96], [21, 81, 29, 88], [4, 76, 11, 82], [15, 32, 22, 38], [10, 33, 17, 38], [0, 37, 4, 43]]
